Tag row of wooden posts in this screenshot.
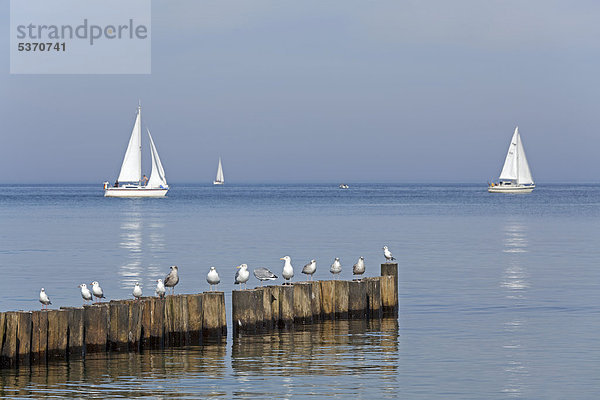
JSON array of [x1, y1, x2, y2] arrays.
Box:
[[0, 263, 398, 368]]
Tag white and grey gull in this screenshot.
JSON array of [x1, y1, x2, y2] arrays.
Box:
[[280, 256, 294, 285], [383, 246, 396, 262], [353, 256, 365, 279], [234, 264, 250, 289], [207, 266, 220, 291], [39, 288, 51, 309], [253, 267, 278, 285], [155, 279, 166, 298], [91, 281, 105, 303], [78, 283, 92, 305], [133, 282, 143, 300], [164, 266, 179, 295], [330, 257, 342, 279], [302, 259, 317, 281]]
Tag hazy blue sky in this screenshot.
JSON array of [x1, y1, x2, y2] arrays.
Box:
[[1, 1, 599, 183]]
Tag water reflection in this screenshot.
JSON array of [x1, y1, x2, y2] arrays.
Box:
[[500, 221, 530, 397], [0, 320, 398, 399], [118, 201, 166, 290]]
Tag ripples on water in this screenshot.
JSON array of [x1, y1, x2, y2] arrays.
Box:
[[1, 184, 600, 398], [0, 319, 398, 399]]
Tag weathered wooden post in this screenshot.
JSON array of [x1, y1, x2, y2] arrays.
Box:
[[381, 263, 398, 315], [293, 282, 313, 324], [348, 280, 368, 319], [16, 312, 32, 365], [47, 309, 69, 358], [334, 280, 349, 319], [83, 304, 109, 353], [308, 281, 322, 321], [31, 311, 48, 362], [61, 307, 85, 357], [202, 292, 226, 338], [1, 312, 19, 366], [128, 300, 144, 350], [278, 285, 294, 328], [320, 281, 335, 319], [266, 286, 280, 328], [109, 300, 129, 351], [364, 277, 382, 319], [232, 288, 264, 333], [151, 297, 166, 347], [261, 287, 274, 330], [186, 294, 203, 344]]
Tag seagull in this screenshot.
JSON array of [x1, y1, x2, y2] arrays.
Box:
[[90, 281, 105, 303], [253, 267, 278, 286], [280, 256, 294, 285], [79, 283, 92, 305], [207, 266, 220, 291], [353, 256, 365, 279], [302, 259, 317, 281], [164, 266, 179, 295], [132, 282, 143, 300], [383, 246, 396, 262], [155, 278, 166, 298], [234, 264, 250, 289], [39, 288, 51, 309], [330, 257, 342, 279]]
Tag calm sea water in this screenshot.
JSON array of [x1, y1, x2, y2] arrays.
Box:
[[1, 183, 600, 398]]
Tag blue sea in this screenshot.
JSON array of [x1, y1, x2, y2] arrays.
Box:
[[1, 183, 599, 398]]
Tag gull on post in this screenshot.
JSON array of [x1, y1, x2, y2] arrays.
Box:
[[302, 259, 317, 281], [253, 267, 278, 286], [164, 266, 179, 295], [234, 264, 250, 289], [330, 257, 342, 279], [353, 256, 365, 279], [79, 283, 92, 305], [383, 246, 396, 262], [39, 288, 51, 309], [280, 256, 294, 285], [133, 282, 143, 300], [91, 281, 106, 303], [207, 266, 220, 291], [155, 279, 166, 298]]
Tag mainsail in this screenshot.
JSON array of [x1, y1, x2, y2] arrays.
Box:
[[117, 106, 142, 183], [146, 129, 168, 189], [215, 157, 224, 183], [498, 127, 534, 185]]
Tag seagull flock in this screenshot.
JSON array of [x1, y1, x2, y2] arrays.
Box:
[[38, 246, 396, 309]]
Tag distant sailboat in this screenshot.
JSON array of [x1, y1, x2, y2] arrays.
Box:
[[488, 127, 535, 193], [213, 157, 224, 185], [104, 104, 169, 197]]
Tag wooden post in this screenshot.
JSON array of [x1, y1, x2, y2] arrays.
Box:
[[83, 304, 109, 353], [16, 312, 32, 365], [334, 280, 349, 319], [232, 289, 264, 333], [261, 286, 275, 330], [266, 286, 280, 328], [320, 281, 335, 319], [31, 311, 48, 362], [364, 277, 382, 319], [141, 297, 153, 347], [151, 297, 166, 347], [278, 285, 294, 328], [109, 301, 129, 351], [1, 312, 19, 366], [308, 281, 322, 321], [47, 309, 69, 358], [381, 263, 398, 315], [60, 307, 85, 357], [293, 282, 312, 324], [128, 300, 144, 350], [202, 292, 226, 338], [186, 294, 203, 344], [348, 280, 368, 319]]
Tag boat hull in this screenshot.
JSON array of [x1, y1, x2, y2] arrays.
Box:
[[488, 185, 534, 193], [213, 181, 224, 185], [104, 187, 168, 197]]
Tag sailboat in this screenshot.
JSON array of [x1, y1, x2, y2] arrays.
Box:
[[488, 126, 535, 193], [103, 104, 169, 197], [213, 157, 224, 185]]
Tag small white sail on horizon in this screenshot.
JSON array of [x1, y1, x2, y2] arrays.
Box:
[[489, 126, 535, 193], [104, 104, 169, 197], [213, 157, 224, 185]]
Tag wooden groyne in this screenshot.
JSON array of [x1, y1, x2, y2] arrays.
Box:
[[0, 292, 226, 368], [232, 263, 398, 334]]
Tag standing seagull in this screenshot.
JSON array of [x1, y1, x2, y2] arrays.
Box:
[[353, 256, 365, 279], [164, 266, 179, 295], [39, 288, 51, 309], [302, 259, 317, 281], [132, 282, 143, 300], [234, 264, 250, 289], [383, 246, 396, 262], [253, 267, 278, 286], [207, 266, 220, 291], [330, 257, 342, 279], [91, 281, 105, 303], [280, 256, 294, 285], [79, 283, 92, 305], [155, 279, 166, 298]]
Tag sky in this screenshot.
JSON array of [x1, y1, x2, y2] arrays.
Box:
[[1, 0, 599, 184]]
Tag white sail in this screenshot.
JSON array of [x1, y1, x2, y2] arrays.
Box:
[[516, 131, 534, 185], [498, 127, 519, 182], [215, 157, 224, 183], [117, 106, 142, 183], [146, 129, 168, 189]]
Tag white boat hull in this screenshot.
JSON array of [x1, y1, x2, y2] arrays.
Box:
[[104, 187, 168, 197], [488, 185, 534, 193], [213, 181, 224, 185]]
